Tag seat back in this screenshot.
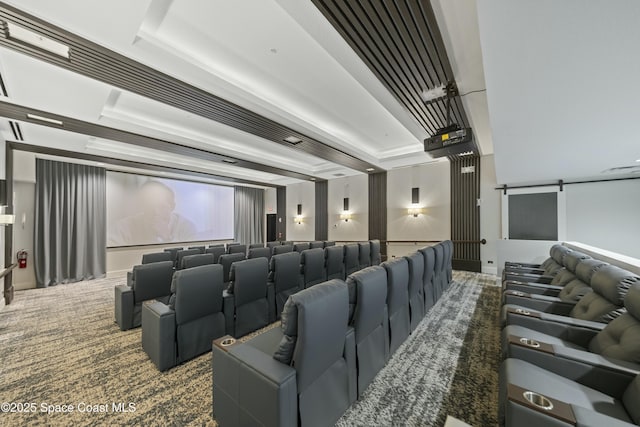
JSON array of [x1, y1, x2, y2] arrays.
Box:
[[142, 251, 172, 264], [433, 244, 446, 298], [188, 245, 206, 254], [344, 244, 360, 276], [228, 258, 270, 337], [273, 244, 293, 255], [551, 251, 592, 285], [269, 252, 303, 317], [346, 266, 389, 396], [177, 248, 200, 269], [266, 241, 280, 252], [325, 245, 345, 280], [181, 253, 215, 269], [248, 247, 271, 261], [382, 258, 410, 355], [557, 259, 607, 302], [273, 280, 351, 427], [172, 264, 225, 363], [420, 246, 437, 309], [205, 246, 226, 263], [370, 240, 381, 266], [163, 247, 183, 268], [405, 252, 426, 331], [589, 283, 640, 363], [228, 244, 247, 256], [301, 248, 326, 288], [546, 245, 572, 275], [294, 242, 310, 253], [132, 260, 174, 303], [283, 241, 294, 246], [249, 243, 264, 250], [309, 241, 324, 249], [324, 241, 336, 247], [218, 253, 246, 283], [358, 242, 371, 270], [441, 241, 451, 286]]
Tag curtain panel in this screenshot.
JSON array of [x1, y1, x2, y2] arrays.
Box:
[[234, 186, 264, 245], [34, 159, 106, 287]]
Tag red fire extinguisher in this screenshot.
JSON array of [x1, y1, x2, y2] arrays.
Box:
[[17, 250, 27, 268]]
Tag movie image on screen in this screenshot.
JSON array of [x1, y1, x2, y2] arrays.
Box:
[[106, 172, 234, 247]]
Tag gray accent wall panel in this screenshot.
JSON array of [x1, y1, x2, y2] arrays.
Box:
[[368, 172, 387, 260], [315, 181, 328, 241], [276, 187, 286, 241], [450, 156, 481, 272]]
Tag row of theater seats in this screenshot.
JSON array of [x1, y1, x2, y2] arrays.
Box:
[[115, 241, 376, 331], [498, 244, 640, 426], [211, 241, 453, 427]]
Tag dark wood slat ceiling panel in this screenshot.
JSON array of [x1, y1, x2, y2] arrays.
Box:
[[0, 2, 383, 175], [312, 0, 471, 136]]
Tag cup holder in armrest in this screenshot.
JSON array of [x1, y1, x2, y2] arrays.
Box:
[[511, 291, 526, 297], [523, 391, 553, 410], [213, 335, 238, 352], [519, 337, 540, 348], [515, 308, 530, 315]]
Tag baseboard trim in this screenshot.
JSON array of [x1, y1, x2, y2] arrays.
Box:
[[482, 266, 498, 276]]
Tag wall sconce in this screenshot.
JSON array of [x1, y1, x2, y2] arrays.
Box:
[[407, 207, 424, 217], [340, 197, 351, 221], [294, 204, 303, 225]]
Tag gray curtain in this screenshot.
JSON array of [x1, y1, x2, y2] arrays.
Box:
[[234, 186, 264, 245], [35, 159, 106, 287]]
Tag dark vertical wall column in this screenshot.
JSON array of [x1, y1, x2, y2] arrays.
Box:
[[450, 156, 481, 272], [368, 172, 387, 261], [276, 186, 286, 241], [4, 143, 14, 303], [315, 181, 328, 241]]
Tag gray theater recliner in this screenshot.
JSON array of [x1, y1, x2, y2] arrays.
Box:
[[503, 264, 638, 319], [205, 246, 226, 263], [188, 245, 206, 254], [301, 248, 326, 289], [294, 242, 310, 253], [370, 239, 381, 266], [344, 244, 360, 277], [432, 244, 447, 300], [326, 245, 345, 280], [347, 266, 389, 396], [503, 245, 572, 282], [273, 244, 294, 255], [228, 244, 247, 256], [503, 250, 591, 287], [504, 243, 564, 270], [176, 248, 201, 270], [181, 253, 215, 269], [358, 242, 371, 270], [142, 251, 172, 264], [224, 257, 274, 338], [405, 252, 426, 331], [440, 241, 451, 288], [266, 241, 280, 253], [500, 358, 640, 427], [309, 241, 324, 249], [218, 253, 246, 285], [248, 247, 271, 261], [269, 252, 303, 318], [382, 258, 410, 356], [163, 247, 183, 268], [324, 241, 336, 247], [502, 283, 640, 385], [445, 240, 454, 284], [141, 264, 226, 371], [504, 257, 604, 296], [419, 246, 437, 310], [115, 260, 174, 331], [249, 243, 264, 250], [212, 280, 356, 427]]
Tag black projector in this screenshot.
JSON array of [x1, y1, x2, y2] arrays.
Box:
[[424, 126, 475, 158]]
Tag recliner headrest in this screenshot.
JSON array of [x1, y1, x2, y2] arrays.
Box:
[[563, 251, 591, 272], [591, 264, 640, 305], [551, 245, 571, 264], [624, 283, 640, 320], [575, 259, 608, 284]]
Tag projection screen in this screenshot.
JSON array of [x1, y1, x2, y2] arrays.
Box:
[[106, 171, 234, 247]]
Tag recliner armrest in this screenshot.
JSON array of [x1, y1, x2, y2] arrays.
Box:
[[223, 291, 235, 337], [267, 283, 276, 323], [505, 335, 638, 399], [212, 339, 297, 427], [141, 301, 176, 372], [504, 308, 606, 335], [503, 272, 553, 284], [503, 292, 576, 315], [504, 280, 563, 296], [344, 326, 357, 404], [114, 284, 134, 331]]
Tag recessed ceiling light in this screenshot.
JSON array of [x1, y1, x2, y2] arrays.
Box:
[[96, 162, 105, 166], [636, 159, 640, 162], [284, 136, 302, 145], [366, 168, 375, 172], [27, 113, 63, 126], [309, 178, 316, 181], [6, 21, 70, 59], [459, 151, 475, 156]]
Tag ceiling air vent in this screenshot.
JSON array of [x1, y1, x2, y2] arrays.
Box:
[[221, 158, 237, 165], [601, 165, 640, 174], [284, 136, 302, 145], [333, 173, 345, 177]]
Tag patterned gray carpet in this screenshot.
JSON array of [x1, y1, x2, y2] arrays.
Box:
[[0, 271, 500, 426]]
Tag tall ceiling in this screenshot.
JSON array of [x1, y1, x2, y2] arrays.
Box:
[[1, 0, 635, 187]]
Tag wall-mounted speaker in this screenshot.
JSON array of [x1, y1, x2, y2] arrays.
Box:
[[0, 179, 6, 205]]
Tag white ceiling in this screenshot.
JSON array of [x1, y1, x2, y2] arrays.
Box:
[[477, 0, 640, 185], [0, 0, 495, 185]]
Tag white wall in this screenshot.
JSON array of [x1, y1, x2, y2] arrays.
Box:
[[480, 155, 500, 274], [565, 179, 640, 258], [328, 174, 368, 242], [285, 181, 315, 241], [12, 181, 36, 290], [386, 161, 450, 258]]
